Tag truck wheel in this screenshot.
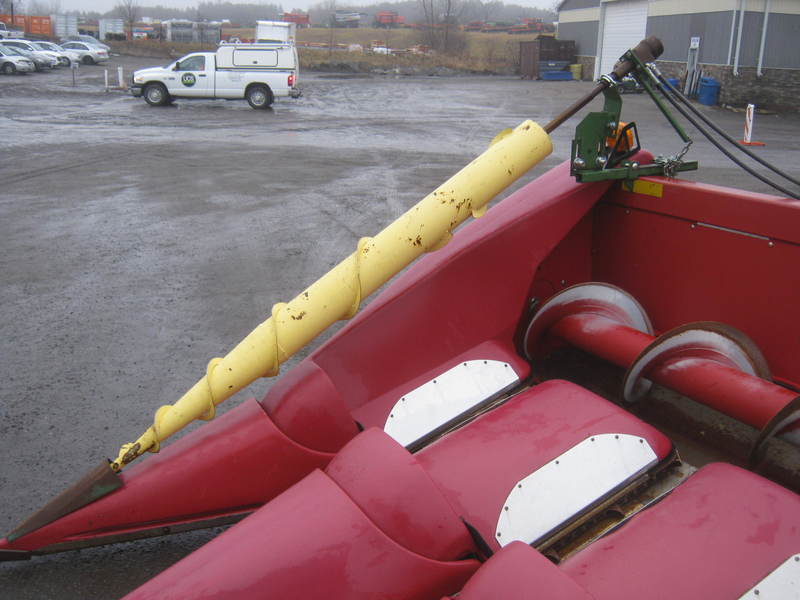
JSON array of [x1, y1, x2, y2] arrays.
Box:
[[81, 55, 95, 65], [246, 84, 273, 109], [143, 83, 170, 107], [1, 62, 15, 75]]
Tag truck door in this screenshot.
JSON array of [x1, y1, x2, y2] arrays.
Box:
[[171, 54, 213, 97]]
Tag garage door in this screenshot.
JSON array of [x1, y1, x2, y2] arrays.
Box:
[[599, 0, 649, 76]]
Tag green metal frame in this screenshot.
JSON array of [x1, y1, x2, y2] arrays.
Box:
[[570, 50, 698, 183]]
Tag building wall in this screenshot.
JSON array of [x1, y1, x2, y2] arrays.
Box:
[[557, 1, 599, 75], [752, 11, 800, 68], [657, 60, 800, 110], [556, 0, 799, 108], [558, 0, 600, 10], [557, 20, 598, 56], [647, 11, 733, 64]]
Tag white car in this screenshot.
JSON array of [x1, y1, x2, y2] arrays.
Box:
[[60, 41, 109, 65], [30, 41, 72, 67], [61, 35, 111, 52], [0, 45, 35, 74], [0, 39, 58, 69]]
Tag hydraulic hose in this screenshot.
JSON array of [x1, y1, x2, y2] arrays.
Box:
[[655, 72, 800, 188], [653, 79, 800, 200]]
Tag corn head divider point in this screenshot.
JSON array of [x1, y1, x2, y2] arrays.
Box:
[[111, 119, 553, 472]]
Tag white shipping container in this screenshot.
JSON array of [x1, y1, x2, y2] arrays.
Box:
[[51, 14, 78, 38], [99, 19, 124, 41], [255, 21, 295, 44]]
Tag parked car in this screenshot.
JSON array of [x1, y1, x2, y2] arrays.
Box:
[[61, 35, 111, 52], [30, 40, 72, 66], [60, 41, 109, 65], [9, 39, 66, 67], [0, 45, 35, 74], [0, 41, 54, 71]]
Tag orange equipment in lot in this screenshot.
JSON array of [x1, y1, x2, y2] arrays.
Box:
[[0, 14, 52, 37], [374, 11, 406, 28], [282, 12, 309, 28]]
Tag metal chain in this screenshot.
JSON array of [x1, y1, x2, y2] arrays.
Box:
[[655, 141, 692, 178]]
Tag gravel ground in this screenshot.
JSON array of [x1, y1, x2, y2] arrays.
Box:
[[1, 53, 799, 599]]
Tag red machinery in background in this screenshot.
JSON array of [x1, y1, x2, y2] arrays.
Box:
[[282, 12, 310, 28]]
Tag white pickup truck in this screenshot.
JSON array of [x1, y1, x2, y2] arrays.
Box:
[[0, 21, 24, 39], [131, 43, 301, 109]]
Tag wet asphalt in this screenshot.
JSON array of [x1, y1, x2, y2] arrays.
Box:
[[1, 54, 799, 599]]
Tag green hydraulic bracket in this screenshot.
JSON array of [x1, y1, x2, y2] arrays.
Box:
[[570, 49, 698, 184]]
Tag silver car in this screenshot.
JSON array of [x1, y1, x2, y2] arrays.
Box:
[[0, 42, 53, 71], [61, 35, 111, 52], [30, 41, 72, 67], [60, 41, 109, 65], [0, 39, 57, 70], [0, 45, 35, 74]]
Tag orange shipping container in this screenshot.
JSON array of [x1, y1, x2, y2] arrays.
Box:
[[0, 14, 52, 36], [28, 16, 52, 36]]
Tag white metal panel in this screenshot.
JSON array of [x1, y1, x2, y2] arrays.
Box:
[[233, 49, 279, 67], [495, 433, 658, 547], [599, 0, 649, 76], [383, 360, 519, 448], [739, 554, 800, 599]]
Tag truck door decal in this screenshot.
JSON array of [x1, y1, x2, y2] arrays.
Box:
[[181, 73, 196, 87]]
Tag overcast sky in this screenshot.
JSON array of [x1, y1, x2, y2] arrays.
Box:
[[56, 0, 556, 15]]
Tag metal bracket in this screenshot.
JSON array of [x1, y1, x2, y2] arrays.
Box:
[[570, 49, 699, 183]]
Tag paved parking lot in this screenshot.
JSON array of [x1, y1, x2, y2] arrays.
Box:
[[1, 53, 799, 599]]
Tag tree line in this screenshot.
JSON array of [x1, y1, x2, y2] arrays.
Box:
[[14, 0, 554, 28]]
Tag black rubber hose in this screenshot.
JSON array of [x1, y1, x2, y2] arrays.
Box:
[[655, 82, 800, 200], [657, 75, 800, 188]]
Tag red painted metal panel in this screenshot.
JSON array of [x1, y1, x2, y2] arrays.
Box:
[[525, 213, 594, 314], [1, 398, 333, 553], [454, 542, 593, 599], [325, 428, 474, 561], [312, 161, 612, 413], [261, 358, 360, 452], [612, 177, 800, 245], [124, 470, 480, 600], [592, 198, 800, 388], [562, 463, 800, 598], [417, 380, 673, 550]]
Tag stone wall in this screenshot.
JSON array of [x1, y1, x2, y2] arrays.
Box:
[[656, 60, 800, 112]]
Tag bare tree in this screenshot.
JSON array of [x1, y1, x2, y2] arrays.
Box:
[[116, 0, 139, 41], [418, 0, 465, 54]]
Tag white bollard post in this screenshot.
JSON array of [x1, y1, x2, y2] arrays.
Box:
[[739, 103, 766, 146], [743, 103, 754, 144], [117, 66, 126, 90], [104, 68, 109, 92]]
